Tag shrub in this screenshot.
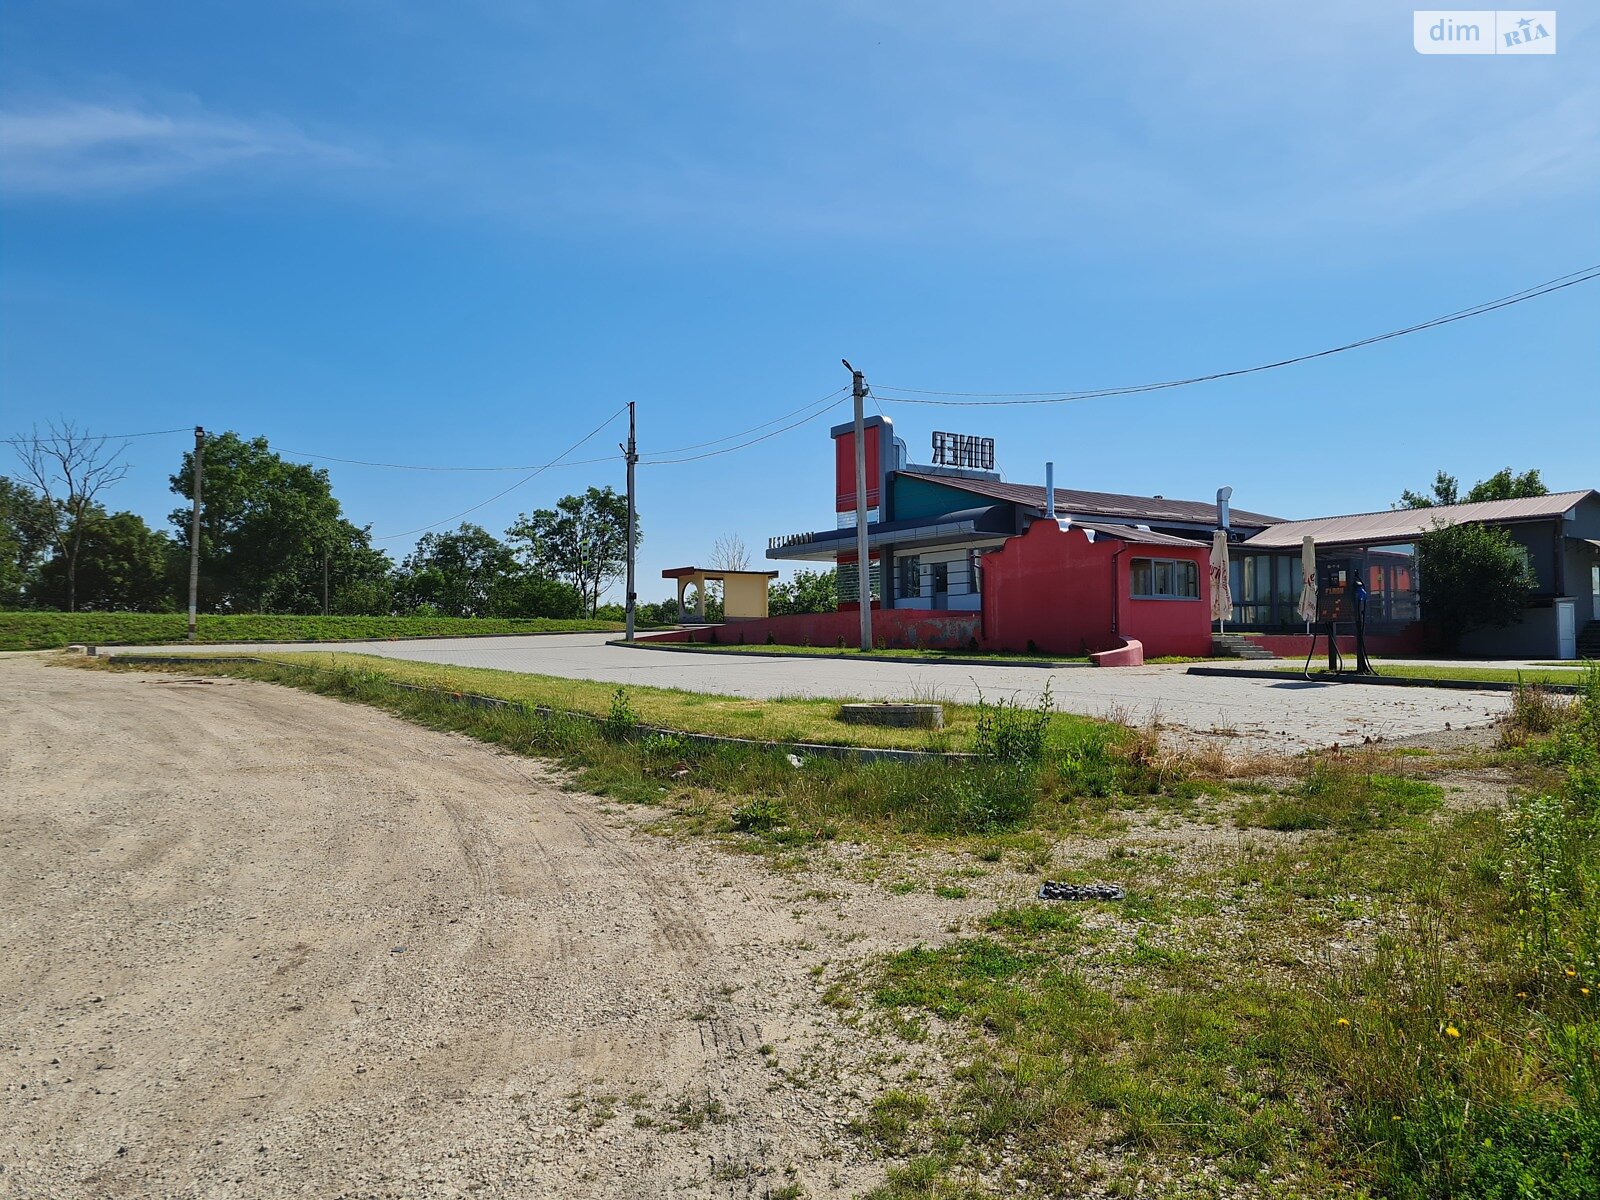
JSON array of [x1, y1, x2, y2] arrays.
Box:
[[602, 686, 638, 741]]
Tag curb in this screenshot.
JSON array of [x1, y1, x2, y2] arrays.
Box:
[[103, 653, 974, 765], [59, 626, 635, 652], [609, 638, 1091, 671], [1184, 665, 1586, 695]]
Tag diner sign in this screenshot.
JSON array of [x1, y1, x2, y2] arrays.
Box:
[[931, 431, 996, 470]]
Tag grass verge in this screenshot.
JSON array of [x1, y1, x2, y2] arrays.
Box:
[[1278, 664, 1589, 688], [0, 611, 624, 651]]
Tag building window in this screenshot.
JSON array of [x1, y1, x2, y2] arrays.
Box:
[[837, 559, 881, 604], [898, 555, 922, 599], [1130, 556, 1199, 599]]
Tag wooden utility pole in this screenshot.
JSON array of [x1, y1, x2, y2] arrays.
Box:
[[624, 402, 638, 642], [323, 547, 331, 617], [843, 361, 872, 651], [186, 426, 205, 641]]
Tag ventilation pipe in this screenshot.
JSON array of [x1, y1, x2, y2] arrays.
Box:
[[1216, 486, 1233, 534], [1046, 462, 1056, 518]]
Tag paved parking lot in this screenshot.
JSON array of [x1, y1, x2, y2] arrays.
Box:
[[118, 634, 1511, 754]]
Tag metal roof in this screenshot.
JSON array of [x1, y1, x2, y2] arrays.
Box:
[[1242, 490, 1596, 550], [897, 471, 1283, 529], [1075, 521, 1208, 548]]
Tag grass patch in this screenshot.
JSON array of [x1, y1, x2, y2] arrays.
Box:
[[1280, 664, 1588, 688], [156, 650, 1119, 755], [1235, 759, 1444, 832], [0, 611, 624, 651]]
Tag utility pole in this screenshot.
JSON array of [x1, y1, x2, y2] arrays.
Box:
[[186, 426, 205, 641], [843, 360, 872, 652], [323, 547, 330, 617], [623, 402, 638, 642]]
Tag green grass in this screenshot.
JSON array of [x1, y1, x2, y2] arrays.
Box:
[[168, 650, 1119, 753], [0, 611, 624, 651], [1278, 663, 1588, 687], [847, 668, 1600, 1198], [1235, 764, 1444, 832]]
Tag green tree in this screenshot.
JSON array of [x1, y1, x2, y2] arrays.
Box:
[[0, 476, 55, 607], [393, 524, 515, 618], [770, 568, 837, 615], [168, 432, 388, 613], [1400, 466, 1547, 509], [1416, 520, 1537, 649], [506, 487, 636, 617], [35, 509, 174, 611]]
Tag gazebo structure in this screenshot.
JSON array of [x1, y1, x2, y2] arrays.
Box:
[[663, 566, 780, 623]]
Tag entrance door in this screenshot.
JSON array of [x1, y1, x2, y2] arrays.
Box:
[[931, 562, 949, 610], [1556, 599, 1577, 660]]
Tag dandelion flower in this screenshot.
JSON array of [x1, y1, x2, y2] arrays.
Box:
[[1445, 1025, 1461, 1039], [1516, 991, 1528, 999], [1566, 969, 1578, 978], [1336, 1018, 1350, 1027], [1584, 988, 1592, 997]]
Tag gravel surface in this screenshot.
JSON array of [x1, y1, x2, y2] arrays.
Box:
[[0, 656, 938, 1199]]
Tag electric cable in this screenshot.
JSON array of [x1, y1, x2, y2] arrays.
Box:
[[640, 394, 852, 465], [371, 403, 629, 541], [2, 425, 193, 444], [870, 265, 1600, 405]]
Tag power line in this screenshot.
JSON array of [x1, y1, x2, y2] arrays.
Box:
[[2, 425, 192, 445], [267, 446, 620, 472], [640, 394, 852, 465], [870, 264, 1600, 406], [371, 404, 630, 541], [643, 386, 848, 457]]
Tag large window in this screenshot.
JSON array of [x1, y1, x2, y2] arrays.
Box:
[[1130, 557, 1199, 599]]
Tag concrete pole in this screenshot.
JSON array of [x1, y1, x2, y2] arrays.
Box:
[[186, 426, 205, 641], [846, 362, 872, 652], [624, 402, 638, 642]]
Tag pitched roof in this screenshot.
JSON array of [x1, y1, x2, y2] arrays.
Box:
[[1243, 490, 1596, 550], [1075, 521, 1208, 548], [898, 471, 1283, 528]]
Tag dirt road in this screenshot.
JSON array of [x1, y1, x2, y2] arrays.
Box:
[[0, 656, 925, 1199]]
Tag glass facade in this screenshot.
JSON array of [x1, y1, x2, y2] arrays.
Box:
[[1228, 544, 1420, 628]]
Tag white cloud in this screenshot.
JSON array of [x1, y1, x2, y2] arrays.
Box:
[[0, 102, 363, 196]]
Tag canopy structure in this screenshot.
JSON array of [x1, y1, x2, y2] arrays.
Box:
[[663, 566, 780, 623]]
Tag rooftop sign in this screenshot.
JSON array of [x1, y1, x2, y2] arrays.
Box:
[[931, 431, 995, 471]]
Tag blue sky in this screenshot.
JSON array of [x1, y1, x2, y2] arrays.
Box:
[[3, 2, 1596, 600]]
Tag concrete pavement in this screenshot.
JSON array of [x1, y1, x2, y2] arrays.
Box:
[[112, 633, 1512, 754]]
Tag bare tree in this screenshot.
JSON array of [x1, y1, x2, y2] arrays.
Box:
[[10, 421, 130, 612], [709, 532, 751, 572]]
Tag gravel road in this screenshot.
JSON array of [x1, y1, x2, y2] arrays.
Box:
[[0, 656, 923, 1199]]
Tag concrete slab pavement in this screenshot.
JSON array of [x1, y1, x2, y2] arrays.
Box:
[[113, 633, 1512, 755]]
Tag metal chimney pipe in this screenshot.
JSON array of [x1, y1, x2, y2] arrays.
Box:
[[1046, 462, 1056, 519], [1217, 485, 1233, 533]]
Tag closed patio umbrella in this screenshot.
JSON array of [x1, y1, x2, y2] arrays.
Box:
[[1298, 535, 1318, 632], [1210, 531, 1232, 634]]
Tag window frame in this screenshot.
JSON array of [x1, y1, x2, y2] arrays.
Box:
[[1128, 555, 1201, 601]]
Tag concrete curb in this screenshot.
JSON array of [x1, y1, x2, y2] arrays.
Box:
[[1185, 665, 1586, 695], [63, 626, 637, 652], [609, 638, 1091, 671], [104, 653, 974, 764]]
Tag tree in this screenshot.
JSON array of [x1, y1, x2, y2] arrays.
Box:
[[0, 476, 55, 607], [1399, 466, 1547, 509], [393, 524, 517, 618], [506, 487, 637, 617], [168, 432, 387, 613], [34, 509, 174, 612], [1416, 520, 1537, 649], [769, 568, 837, 615], [710, 533, 752, 571], [10, 422, 131, 611]]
